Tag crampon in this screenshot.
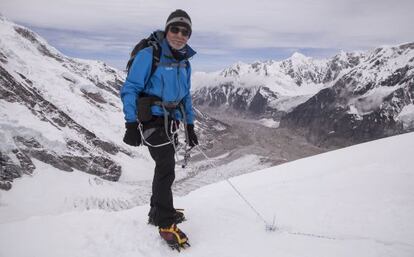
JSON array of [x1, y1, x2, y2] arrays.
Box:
[[159, 223, 190, 252]]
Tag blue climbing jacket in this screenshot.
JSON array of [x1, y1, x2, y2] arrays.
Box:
[[120, 37, 196, 124]]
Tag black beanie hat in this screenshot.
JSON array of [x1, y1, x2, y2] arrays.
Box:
[[165, 9, 192, 37]]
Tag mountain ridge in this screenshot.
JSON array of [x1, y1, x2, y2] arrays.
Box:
[[192, 42, 414, 146], [0, 16, 133, 190]]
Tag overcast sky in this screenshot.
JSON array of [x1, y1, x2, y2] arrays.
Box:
[[1, 0, 413, 72]]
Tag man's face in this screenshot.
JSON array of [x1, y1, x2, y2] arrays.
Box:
[[166, 26, 190, 50]]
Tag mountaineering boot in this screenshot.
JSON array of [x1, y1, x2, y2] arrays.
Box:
[[148, 208, 186, 226], [159, 223, 190, 251], [173, 208, 186, 224]]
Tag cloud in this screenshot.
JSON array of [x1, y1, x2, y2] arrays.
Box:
[[1, 0, 413, 71]]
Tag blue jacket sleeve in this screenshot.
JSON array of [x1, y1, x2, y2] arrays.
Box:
[[183, 64, 195, 124], [120, 49, 152, 123]]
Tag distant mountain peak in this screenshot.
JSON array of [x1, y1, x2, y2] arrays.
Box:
[[290, 52, 308, 61]]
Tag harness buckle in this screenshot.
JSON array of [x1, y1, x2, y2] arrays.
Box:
[[154, 101, 181, 110]]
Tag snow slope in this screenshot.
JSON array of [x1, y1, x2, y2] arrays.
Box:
[[1, 132, 413, 257]]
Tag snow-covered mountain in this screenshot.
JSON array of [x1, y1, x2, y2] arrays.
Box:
[[1, 131, 413, 257], [192, 44, 414, 146], [192, 50, 364, 118], [281, 43, 414, 146], [0, 15, 132, 190]]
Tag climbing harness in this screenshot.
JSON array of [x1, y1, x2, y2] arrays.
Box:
[[137, 99, 193, 167]]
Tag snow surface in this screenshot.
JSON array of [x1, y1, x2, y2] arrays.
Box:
[[258, 118, 280, 128], [1, 132, 413, 257]]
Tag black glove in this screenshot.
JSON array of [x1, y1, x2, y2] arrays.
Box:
[[186, 124, 198, 147], [123, 122, 141, 146]]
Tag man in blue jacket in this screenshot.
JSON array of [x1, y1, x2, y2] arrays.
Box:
[[120, 9, 198, 249]]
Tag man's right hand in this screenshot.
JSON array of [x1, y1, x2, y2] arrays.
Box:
[[123, 122, 142, 146]]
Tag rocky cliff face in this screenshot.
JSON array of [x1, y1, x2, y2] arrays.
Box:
[[0, 16, 130, 190]]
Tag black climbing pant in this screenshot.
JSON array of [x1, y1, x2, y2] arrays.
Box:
[[145, 125, 176, 228]]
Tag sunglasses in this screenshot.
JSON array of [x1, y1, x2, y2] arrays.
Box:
[[169, 26, 190, 37]]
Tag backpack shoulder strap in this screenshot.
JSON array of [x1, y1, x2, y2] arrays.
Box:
[[149, 43, 161, 79], [148, 30, 164, 79], [142, 42, 161, 92]]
